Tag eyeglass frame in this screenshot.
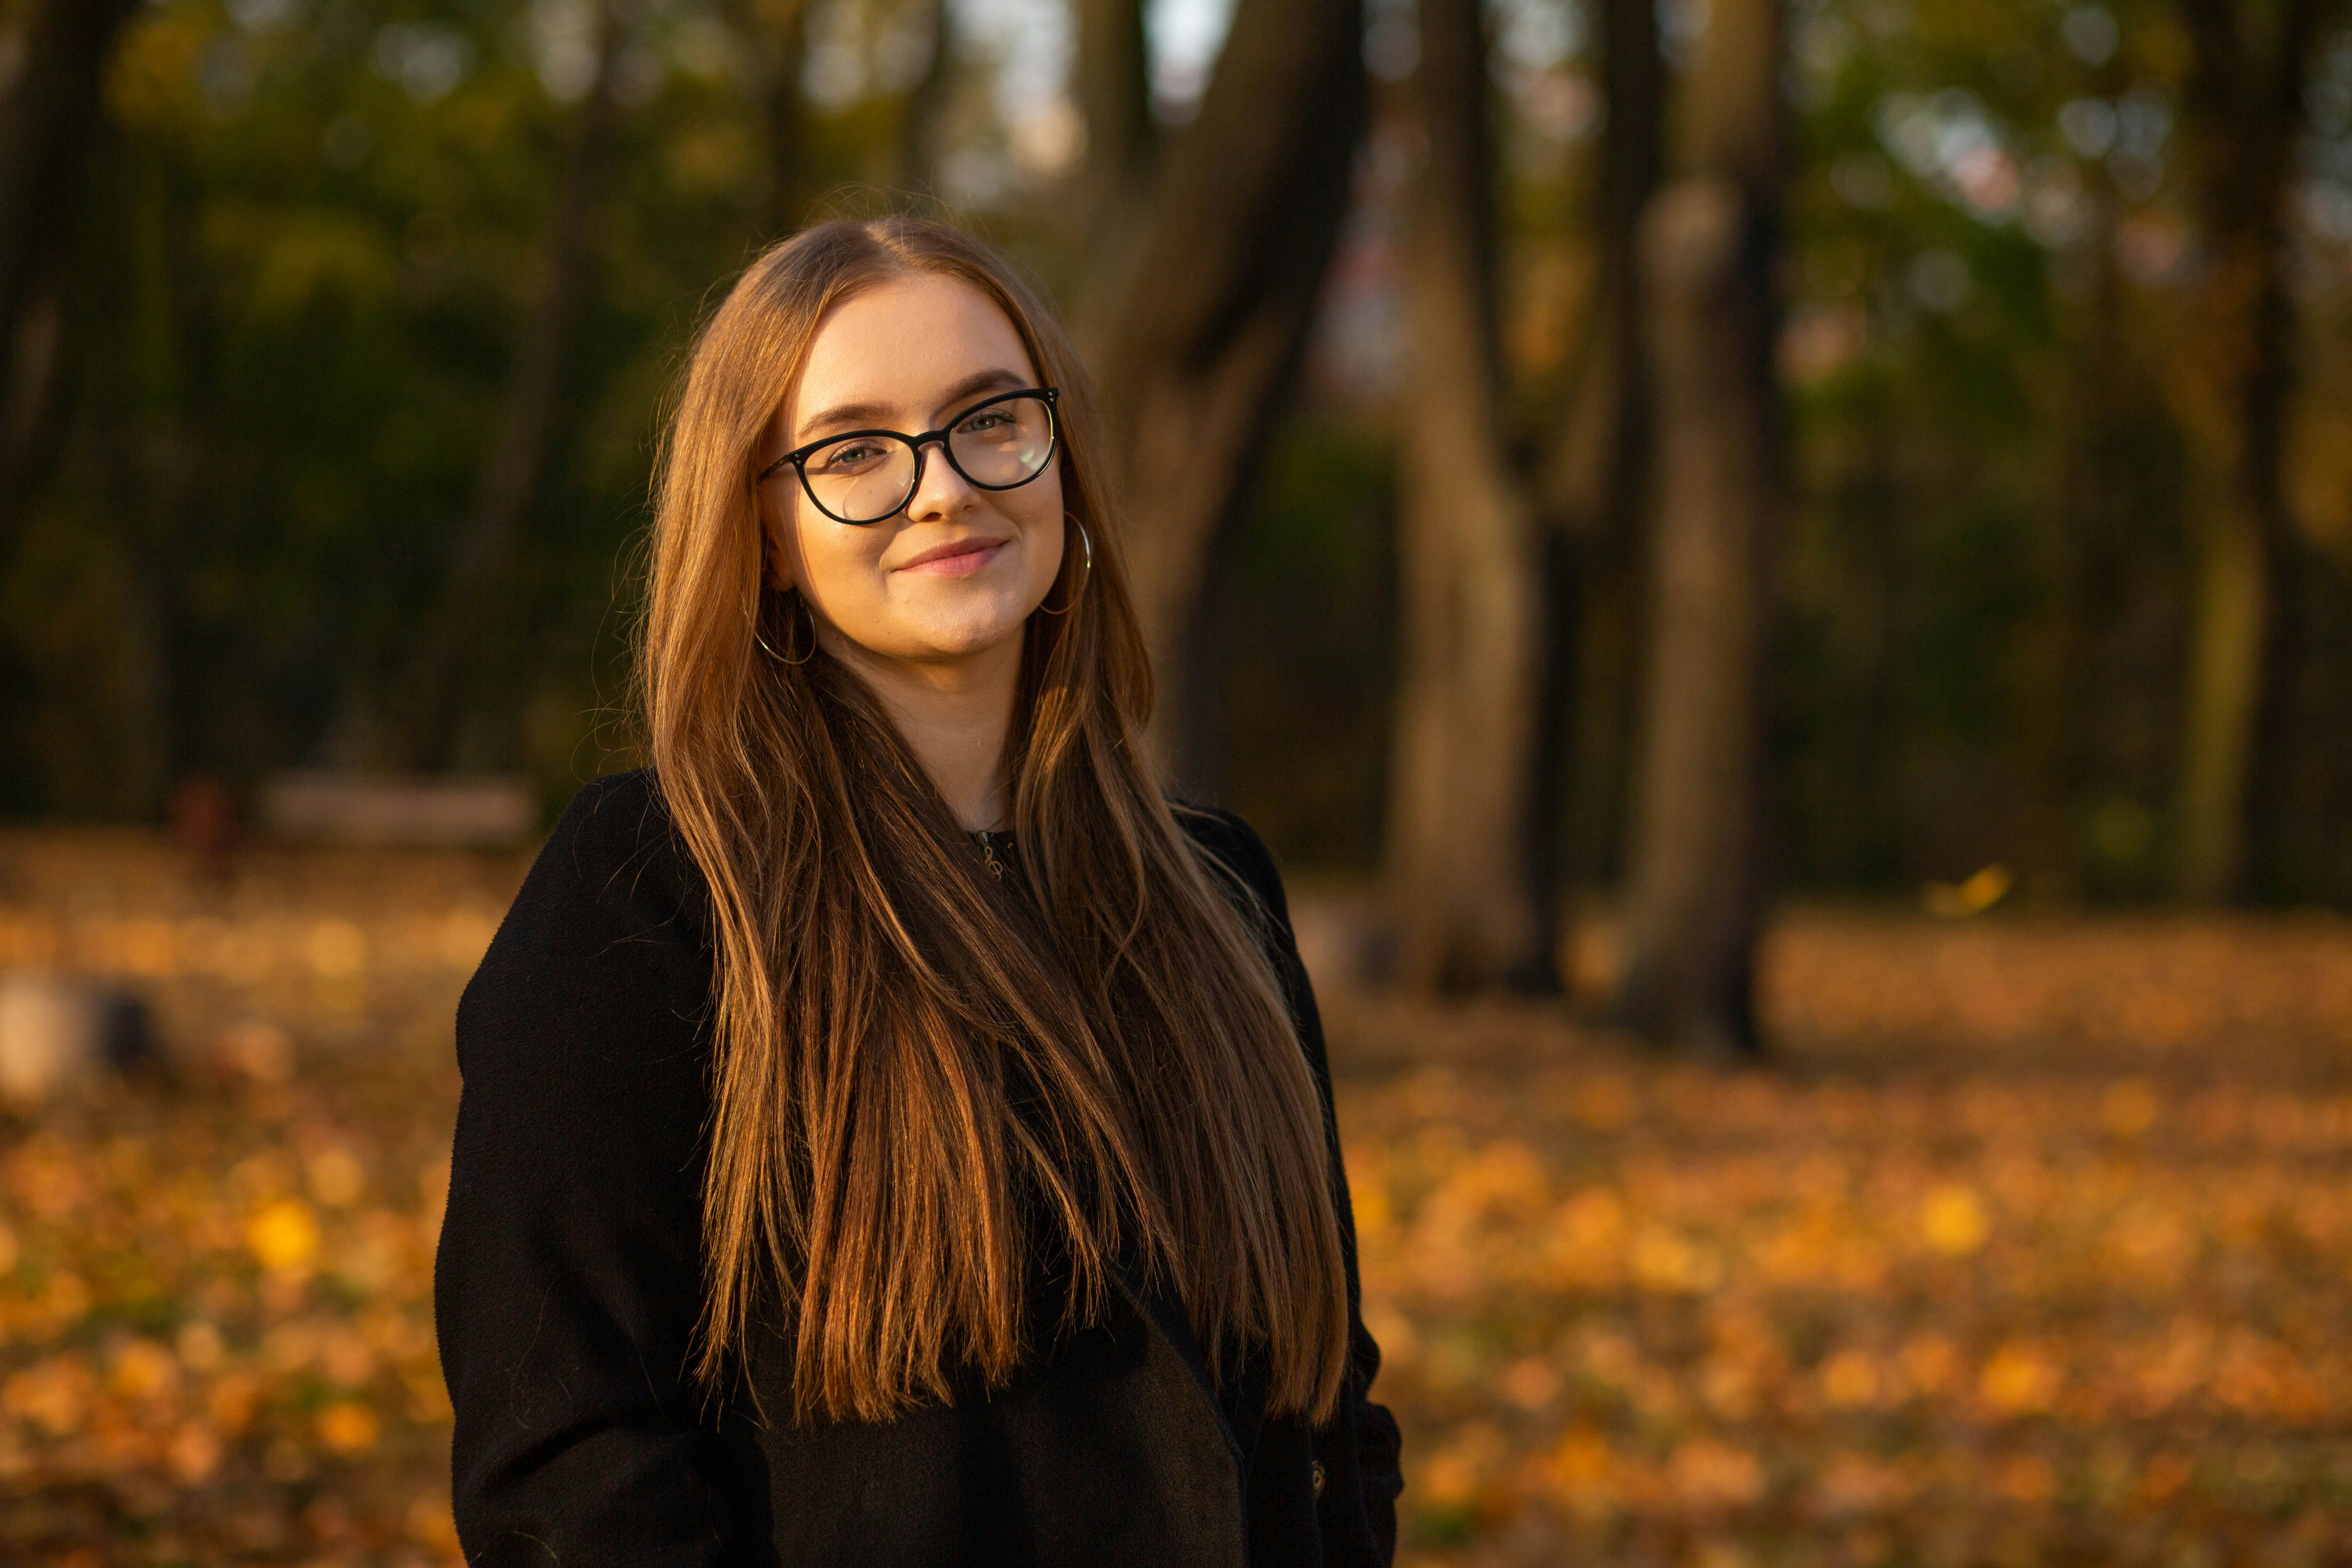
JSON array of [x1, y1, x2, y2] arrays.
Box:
[[752, 385, 1062, 526]]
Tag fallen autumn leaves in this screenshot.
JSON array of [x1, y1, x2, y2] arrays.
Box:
[[1340, 911, 2352, 1565], [1, 833, 501, 1566], [4, 832, 2351, 1565]]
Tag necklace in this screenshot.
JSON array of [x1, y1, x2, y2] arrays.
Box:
[[970, 828, 1012, 882]]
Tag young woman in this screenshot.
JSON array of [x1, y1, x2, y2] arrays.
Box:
[[434, 216, 1402, 1566]]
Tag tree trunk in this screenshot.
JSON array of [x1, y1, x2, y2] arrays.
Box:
[[115, 150, 192, 818], [1073, 0, 1156, 243], [2170, 0, 2325, 904], [1384, 0, 1546, 989], [2030, 180, 2125, 894], [1531, 0, 1666, 973], [1064, 0, 1159, 396], [897, 0, 953, 197], [394, 3, 625, 769], [735, 0, 815, 237], [0, 239, 69, 546], [0, 0, 141, 547], [1089, 0, 1365, 775], [2177, 430, 2274, 902], [1609, 0, 1784, 1056], [1539, 0, 1664, 537]]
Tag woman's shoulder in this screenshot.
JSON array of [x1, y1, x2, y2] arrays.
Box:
[[541, 763, 690, 872], [459, 768, 714, 1073], [522, 766, 706, 925], [1169, 802, 1293, 931]]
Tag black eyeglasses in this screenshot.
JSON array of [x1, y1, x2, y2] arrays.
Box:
[[754, 387, 1060, 526]]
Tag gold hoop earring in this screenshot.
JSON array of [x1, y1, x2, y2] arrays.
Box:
[[1037, 519, 1092, 617], [756, 590, 816, 665]]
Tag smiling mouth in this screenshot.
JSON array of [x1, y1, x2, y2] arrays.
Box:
[[895, 537, 1008, 578]]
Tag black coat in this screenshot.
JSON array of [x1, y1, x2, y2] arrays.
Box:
[[434, 769, 1403, 1566]]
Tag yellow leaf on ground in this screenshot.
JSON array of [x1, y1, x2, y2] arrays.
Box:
[[248, 1198, 321, 1272], [1921, 1184, 1990, 1254], [317, 1399, 381, 1453]]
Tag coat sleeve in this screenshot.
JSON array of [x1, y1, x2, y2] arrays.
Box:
[[434, 773, 762, 1566], [1185, 808, 1405, 1565]]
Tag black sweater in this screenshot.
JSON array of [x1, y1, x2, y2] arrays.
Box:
[[433, 769, 1402, 1566]]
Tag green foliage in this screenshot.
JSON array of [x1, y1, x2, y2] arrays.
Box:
[[1765, 0, 2352, 901], [7, 0, 810, 813], [7, 0, 2352, 909]]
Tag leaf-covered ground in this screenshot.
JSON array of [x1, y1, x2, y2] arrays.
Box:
[[1341, 915, 2352, 1567], [3, 832, 2350, 1566]]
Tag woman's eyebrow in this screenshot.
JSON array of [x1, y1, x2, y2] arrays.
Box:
[[929, 368, 1026, 415], [794, 369, 1029, 442]]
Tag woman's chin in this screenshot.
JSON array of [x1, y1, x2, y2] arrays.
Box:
[[881, 587, 1040, 660], [856, 611, 1032, 666]]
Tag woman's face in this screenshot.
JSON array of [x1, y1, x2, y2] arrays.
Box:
[[757, 272, 1065, 671]]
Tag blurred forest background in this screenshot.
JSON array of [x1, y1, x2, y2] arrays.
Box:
[[11, 2, 2352, 1563], [6, 0, 2352, 1051]]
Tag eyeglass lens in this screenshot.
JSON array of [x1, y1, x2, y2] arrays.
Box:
[[801, 394, 1054, 524]]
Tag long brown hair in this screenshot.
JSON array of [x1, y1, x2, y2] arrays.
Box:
[[640, 216, 1348, 1425]]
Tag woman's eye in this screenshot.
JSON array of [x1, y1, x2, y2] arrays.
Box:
[[959, 412, 1011, 436], [817, 441, 886, 470]]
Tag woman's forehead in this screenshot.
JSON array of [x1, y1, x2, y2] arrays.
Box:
[[785, 274, 1036, 426]]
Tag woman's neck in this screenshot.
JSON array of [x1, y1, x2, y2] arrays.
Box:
[[822, 631, 1020, 831]]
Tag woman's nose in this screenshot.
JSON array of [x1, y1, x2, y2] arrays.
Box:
[[904, 440, 979, 522]]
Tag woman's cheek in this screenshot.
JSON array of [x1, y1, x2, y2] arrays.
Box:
[[794, 518, 891, 638], [1020, 482, 1067, 608]]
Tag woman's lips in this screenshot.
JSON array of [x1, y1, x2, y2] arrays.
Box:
[[895, 538, 1006, 578]]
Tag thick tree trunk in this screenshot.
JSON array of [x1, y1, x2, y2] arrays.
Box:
[[1385, 0, 1546, 991], [394, 3, 625, 769], [1089, 0, 1365, 773], [1065, 0, 1159, 398], [0, 0, 141, 546], [1609, 0, 1784, 1056], [1073, 0, 1156, 243], [2177, 418, 2276, 902], [2171, 0, 2323, 903], [1531, 0, 1667, 960], [1539, 0, 1664, 537]]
